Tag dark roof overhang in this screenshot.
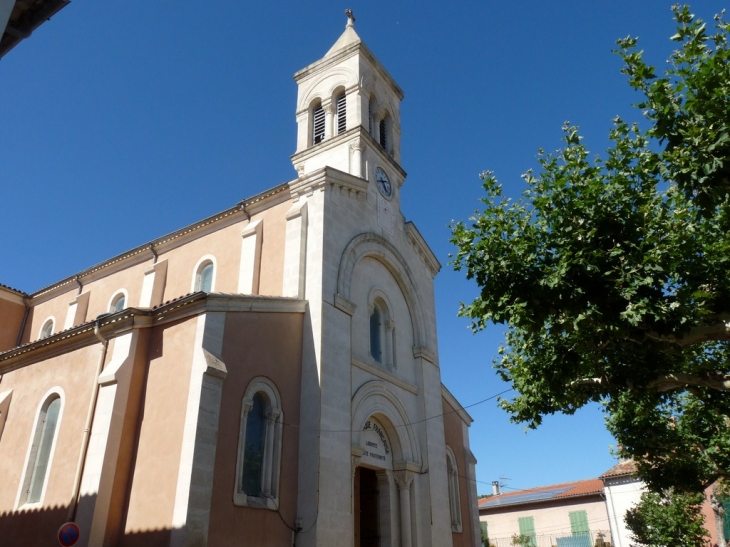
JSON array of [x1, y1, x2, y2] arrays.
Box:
[[1, 0, 70, 59]]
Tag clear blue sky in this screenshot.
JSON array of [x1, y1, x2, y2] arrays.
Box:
[[1, 1, 725, 495]]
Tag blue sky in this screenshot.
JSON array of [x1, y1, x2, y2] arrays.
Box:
[[2, 2, 725, 494]]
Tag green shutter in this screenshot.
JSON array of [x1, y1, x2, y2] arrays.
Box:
[[569, 510, 590, 536], [518, 516, 536, 546], [723, 500, 730, 541], [480, 521, 489, 543]]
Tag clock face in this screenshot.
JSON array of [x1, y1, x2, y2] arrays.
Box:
[[375, 167, 392, 198]]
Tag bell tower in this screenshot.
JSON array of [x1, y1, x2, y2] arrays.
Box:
[[291, 11, 406, 198]]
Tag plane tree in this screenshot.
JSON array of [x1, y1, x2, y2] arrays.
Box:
[[450, 5, 730, 493]]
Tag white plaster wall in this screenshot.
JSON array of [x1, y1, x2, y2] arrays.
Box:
[[604, 479, 645, 547]]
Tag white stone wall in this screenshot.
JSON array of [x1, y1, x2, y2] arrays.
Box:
[[603, 478, 645, 547]]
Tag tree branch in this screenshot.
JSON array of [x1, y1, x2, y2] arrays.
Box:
[[644, 317, 730, 347], [648, 372, 730, 392]]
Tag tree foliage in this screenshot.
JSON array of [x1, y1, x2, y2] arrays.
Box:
[[625, 489, 708, 547], [450, 5, 730, 493]]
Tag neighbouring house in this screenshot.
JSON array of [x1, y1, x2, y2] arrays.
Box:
[[0, 13, 480, 547], [479, 461, 729, 547], [478, 478, 611, 547], [601, 460, 729, 547]]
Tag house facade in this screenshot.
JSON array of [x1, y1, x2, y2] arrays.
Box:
[[478, 479, 611, 547], [0, 14, 479, 547]]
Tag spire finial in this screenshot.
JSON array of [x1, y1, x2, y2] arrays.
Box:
[[345, 9, 355, 28]]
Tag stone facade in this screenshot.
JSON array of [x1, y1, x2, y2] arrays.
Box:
[[0, 16, 478, 547]]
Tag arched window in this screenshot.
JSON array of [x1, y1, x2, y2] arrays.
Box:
[[370, 306, 382, 363], [312, 101, 325, 144], [39, 318, 54, 340], [194, 259, 215, 293], [369, 295, 395, 370], [110, 292, 126, 313], [446, 446, 462, 532], [336, 92, 346, 134], [235, 378, 283, 509], [20, 393, 63, 505]]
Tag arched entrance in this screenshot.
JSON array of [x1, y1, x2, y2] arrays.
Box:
[[354, 418, 393, 547], [351, 382, 422, 547]]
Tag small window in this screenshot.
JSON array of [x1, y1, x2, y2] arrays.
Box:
[[39, 319, 54, 339], [235, 378, 283, 509], [312, 102, 325, 144], [110, 293, 126, 313], [336, 92, 346, 134], [20, 394, 62, 505], [446, 446, 462, 532], [195, 261, 215, 292]]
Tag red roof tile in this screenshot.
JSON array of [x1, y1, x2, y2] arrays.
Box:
[[479, 478, 604, 510], [600, 460, 637, 479]]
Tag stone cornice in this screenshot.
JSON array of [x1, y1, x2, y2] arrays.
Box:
[[0, 293, 306, 373], [0, 285, 26, 305], [288, 165, 369, 202], [352, 356, 419, 395]]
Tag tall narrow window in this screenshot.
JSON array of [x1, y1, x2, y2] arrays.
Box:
[[21, 394, 62, 505], [242, 393, 266, 496], [312, 103, 325, 144], [446, 446, 462, 531], [336, 92, 346, 134], [199, 263, 213, 292], [194, 260, 215, 292], [379, 118, 387, 148], [235, 378, 283, 509], [370, 306, 382, 363]]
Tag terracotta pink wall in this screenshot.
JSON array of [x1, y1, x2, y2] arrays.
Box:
[[0, 296, 25, 351], [207, 311, 304, 547], [443, 397, 475, 547], [0, 344, 102, 543], [122, 317, 197, 541]]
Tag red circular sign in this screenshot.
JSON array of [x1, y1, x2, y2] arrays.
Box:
[[57, 522, 80, 547]]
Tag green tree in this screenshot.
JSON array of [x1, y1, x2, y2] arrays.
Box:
[[450, 5, 730, 493], [625, 489, 708, 547]]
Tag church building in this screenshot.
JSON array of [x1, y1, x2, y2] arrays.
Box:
[[0, 13, 480, 547]]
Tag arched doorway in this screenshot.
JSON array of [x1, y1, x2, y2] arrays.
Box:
[[354, 418, 393, 547]]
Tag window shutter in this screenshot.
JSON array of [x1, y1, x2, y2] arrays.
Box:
[[336, 93, 346, 134], [569, 510, 590, 536], [379, 118, 387, 148], [518, 516, 536, 546], [480, 521, 489, 542], [312, 104, 325, 143]]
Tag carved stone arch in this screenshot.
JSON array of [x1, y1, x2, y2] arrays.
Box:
[[297, 66, 358, 112], [351, 380, 421, 466], [335, 233, 429, 351]]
